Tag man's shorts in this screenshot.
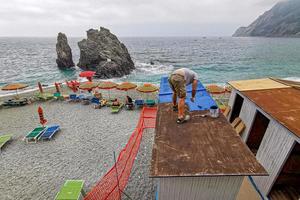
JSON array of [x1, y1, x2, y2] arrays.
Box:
[[168, 74, 186, 98]]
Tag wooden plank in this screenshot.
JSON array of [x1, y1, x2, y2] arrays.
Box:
[[150, 103, 267, 177], [228, 78, 290, 92]]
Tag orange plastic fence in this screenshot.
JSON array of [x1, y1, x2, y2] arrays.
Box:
[[84, 107, 157, 200]]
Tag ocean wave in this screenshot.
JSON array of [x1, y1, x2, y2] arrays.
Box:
[[283, 77, 300, 82], [133, 62, 174, 75]]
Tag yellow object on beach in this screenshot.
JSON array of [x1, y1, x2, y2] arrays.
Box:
[[116, 82, 137, 91], [98, 81, 118, 89], [136, 83, 158, 93], [1, 83, 28, 91], [206, 84, 225, 94], [228, 78, 290, 91], [79, 82, 99, 90]]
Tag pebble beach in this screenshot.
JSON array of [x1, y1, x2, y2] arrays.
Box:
[[0, 90, 157, 200]]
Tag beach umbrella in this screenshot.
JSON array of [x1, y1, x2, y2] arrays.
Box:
[[98, 81, 118, 99], [38, 82, 43, 93], [136, 83, 158, 93], [116, 82, 137, 91], [55, 82, 60, 93], [136, 83, 158, 100], [116, 82, 137, 96], [38, 106, 47, 126], [1, 83, 29, 98], [79, 81, 99, 90], [79, 71, 96, 82], [206, 84, 225, 94]]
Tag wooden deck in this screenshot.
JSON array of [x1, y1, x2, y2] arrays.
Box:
[[150, 103, 267, 177]]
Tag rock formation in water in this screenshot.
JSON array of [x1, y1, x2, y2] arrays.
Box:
[[56, 32, 75, 68], [233, 0, 300, 37], [77, 27, 135, 79]]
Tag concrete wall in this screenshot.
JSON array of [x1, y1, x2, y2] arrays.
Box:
[[158, 176, 244, 200]]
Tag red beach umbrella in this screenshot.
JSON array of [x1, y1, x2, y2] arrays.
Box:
[[38, 106, 47, 126], [79, 71, 96, 81], [55, 82, 60, 93], [38, 82, 43, 93]]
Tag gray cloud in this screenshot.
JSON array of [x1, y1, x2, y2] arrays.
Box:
[[0, 0, 280, 37]]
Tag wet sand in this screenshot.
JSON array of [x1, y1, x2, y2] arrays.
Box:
[[0, 90, 157, 200]]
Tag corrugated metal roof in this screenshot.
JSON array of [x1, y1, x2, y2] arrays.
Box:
[[150, 103, 267, 177], [242, 88, 300, 138], [228, 78, 290, 91]]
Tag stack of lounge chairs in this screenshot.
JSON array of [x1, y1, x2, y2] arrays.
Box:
[[3, 98, 28, 107]]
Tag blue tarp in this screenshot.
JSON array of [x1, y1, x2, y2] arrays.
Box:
[[158, 76, 216, 111]]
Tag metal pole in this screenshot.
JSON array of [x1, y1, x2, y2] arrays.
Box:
[[113, 151, 122, 200]]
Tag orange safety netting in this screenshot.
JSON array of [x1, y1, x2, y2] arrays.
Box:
[[84, 107, 157, 200]]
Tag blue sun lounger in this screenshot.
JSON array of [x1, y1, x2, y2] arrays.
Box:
[[135, 100, 144, 108], [39, 125, 60, 140]]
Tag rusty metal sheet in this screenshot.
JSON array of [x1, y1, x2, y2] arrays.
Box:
[[150, 103, 267, 177], [242, 88, 300, 138], [228, 78, 290, 92]]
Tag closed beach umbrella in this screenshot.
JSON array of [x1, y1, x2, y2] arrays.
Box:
[[136, 83, 158, 93], [38, 82, 43, 93], [38, 106, 47, 126], [1, 83, 29, 98], [55, 82, 60, 93], [79, 71, 96, 82], [98, 81, 118, 99], [79, 81, 99, 90]]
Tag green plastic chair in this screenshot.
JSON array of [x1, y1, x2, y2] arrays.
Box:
[[0, 134, 12, 151], [55, 180, 85, 200], [111, 103, 124, 113], [53, 92, 64, 101], [25, 127, 46, 143]]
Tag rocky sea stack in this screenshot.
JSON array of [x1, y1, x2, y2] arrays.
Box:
[[56, 32, 74, 68], [77, 27, 135, 79], [233, 0, 300, 37]]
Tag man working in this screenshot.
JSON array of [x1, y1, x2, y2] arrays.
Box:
[[168, 68, 198, 124]]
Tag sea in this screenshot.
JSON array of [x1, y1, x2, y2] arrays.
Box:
[[1, 36, 300, 94]]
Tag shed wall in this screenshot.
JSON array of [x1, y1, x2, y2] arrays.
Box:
[[158, 176, 243, 200], [252, 120, 295, 195]]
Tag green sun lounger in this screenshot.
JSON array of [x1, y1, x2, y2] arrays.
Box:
[[111, 103, 124, 113], [55, 180, 85, 200], [145, 99, 156, 107], [0, 134, 12, 152], [53, 92, 65, 101], [35, 93, 54, 101], [25, 127, 46, 143]]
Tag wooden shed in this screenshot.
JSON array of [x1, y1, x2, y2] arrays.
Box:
[[228, 78, 300, 199], [150, 103, 267, 200]]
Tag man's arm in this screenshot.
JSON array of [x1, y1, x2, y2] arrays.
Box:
[[191, 79, 197, 102]]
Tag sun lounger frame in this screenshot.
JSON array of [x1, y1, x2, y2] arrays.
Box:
[[55, 180, 85, 200], [0, 134, 12, 152], [39, 125, 60, 140], [25, 127, 46, 143]]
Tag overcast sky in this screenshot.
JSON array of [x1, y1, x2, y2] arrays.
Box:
[[0, 0, 280, 37]]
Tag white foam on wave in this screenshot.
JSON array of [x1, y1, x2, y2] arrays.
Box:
[[134, 62, 174, 75], [283, 77, 300, 82]]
